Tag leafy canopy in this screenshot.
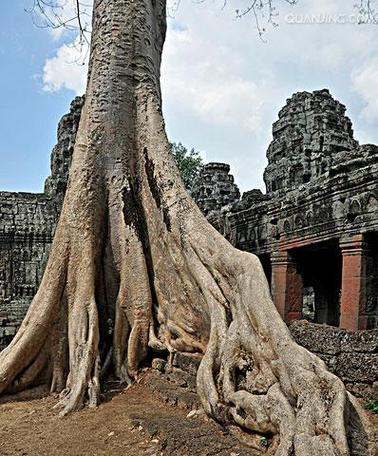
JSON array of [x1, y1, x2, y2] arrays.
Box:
[[170, 142, 203, 190]]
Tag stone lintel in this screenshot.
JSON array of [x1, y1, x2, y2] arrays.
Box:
[[339, 234, 369, 256]]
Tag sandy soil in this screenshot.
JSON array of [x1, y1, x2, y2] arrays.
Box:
[[0, 370, 376, 456], [0, 385, 160, 456], [0, 372, 260, 456]]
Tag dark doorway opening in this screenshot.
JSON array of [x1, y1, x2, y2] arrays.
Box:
[[364, 232, 378, 328], [258, 253, 272, 289], [292, 240, 342, 326]]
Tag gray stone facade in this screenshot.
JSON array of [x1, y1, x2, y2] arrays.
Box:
[[200, 89, 378, 331]]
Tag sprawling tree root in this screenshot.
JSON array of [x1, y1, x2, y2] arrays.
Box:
[[0, 0, 373, 453]]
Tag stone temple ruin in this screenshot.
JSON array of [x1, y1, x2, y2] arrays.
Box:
[[0, 89, 377, 396], [195, 89, 378, 331]]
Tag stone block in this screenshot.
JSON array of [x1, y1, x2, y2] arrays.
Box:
[[335, 352, 378, 383], [290, 321, 341, 355], [172, 352, 201, 376]]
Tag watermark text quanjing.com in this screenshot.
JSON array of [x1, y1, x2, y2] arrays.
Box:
[[285, 13, 376, 25]]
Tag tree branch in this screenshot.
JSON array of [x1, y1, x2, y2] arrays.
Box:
[[234, 0, 298, 40], [27, 0, 377, 43], [26, 0, 91, 45]]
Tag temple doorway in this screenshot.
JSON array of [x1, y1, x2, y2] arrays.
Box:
[[292, 240, 342, 326]]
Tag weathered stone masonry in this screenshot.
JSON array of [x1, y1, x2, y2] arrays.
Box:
[[190, 162, 240, 216], [290, 320, 377, 398], [196, 89, 378, 332], [0, 192, 55, 346], [1, 90, 377, 396]]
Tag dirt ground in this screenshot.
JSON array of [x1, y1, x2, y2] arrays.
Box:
[[0, 371, 260, 456], [0, 370, 376, 456]]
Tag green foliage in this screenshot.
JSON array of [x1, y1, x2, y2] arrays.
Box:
[[364, 398, 378, 414], [170, 142, 203, 190]]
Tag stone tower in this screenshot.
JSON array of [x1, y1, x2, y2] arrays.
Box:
[[264, 89, 359, 194], [191, 163, 240, 215], [44, 96, 84, 207]]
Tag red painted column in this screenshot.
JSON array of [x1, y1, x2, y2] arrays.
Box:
[[271, 250, 302, 322], [339, 235, 368, 330]]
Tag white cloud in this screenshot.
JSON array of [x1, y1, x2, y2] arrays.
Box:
[[160, 0, 378, 190], [40, 0, 92, 94], [42, 37, 89, 94], [352, 58, 378, 123], [162, 28, 271, 133]]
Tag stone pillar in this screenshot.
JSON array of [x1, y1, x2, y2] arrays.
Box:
[[339, 235, 368, 330], [271, 250, 303, 322]]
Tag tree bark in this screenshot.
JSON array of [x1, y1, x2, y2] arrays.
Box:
[[0, 0, 373, 454]]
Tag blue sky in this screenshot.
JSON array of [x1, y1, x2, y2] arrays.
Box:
[[1, 0, 378, 193], [0, 1, 76, 192]]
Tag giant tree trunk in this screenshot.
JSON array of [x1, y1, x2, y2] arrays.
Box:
[[0, 1, 373, 454]]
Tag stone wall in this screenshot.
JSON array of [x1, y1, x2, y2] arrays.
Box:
[[152, 322, 378, 399], [0, 192, 56, 347], [44, 96, 84, 204], [290, 320, 378, 398]]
